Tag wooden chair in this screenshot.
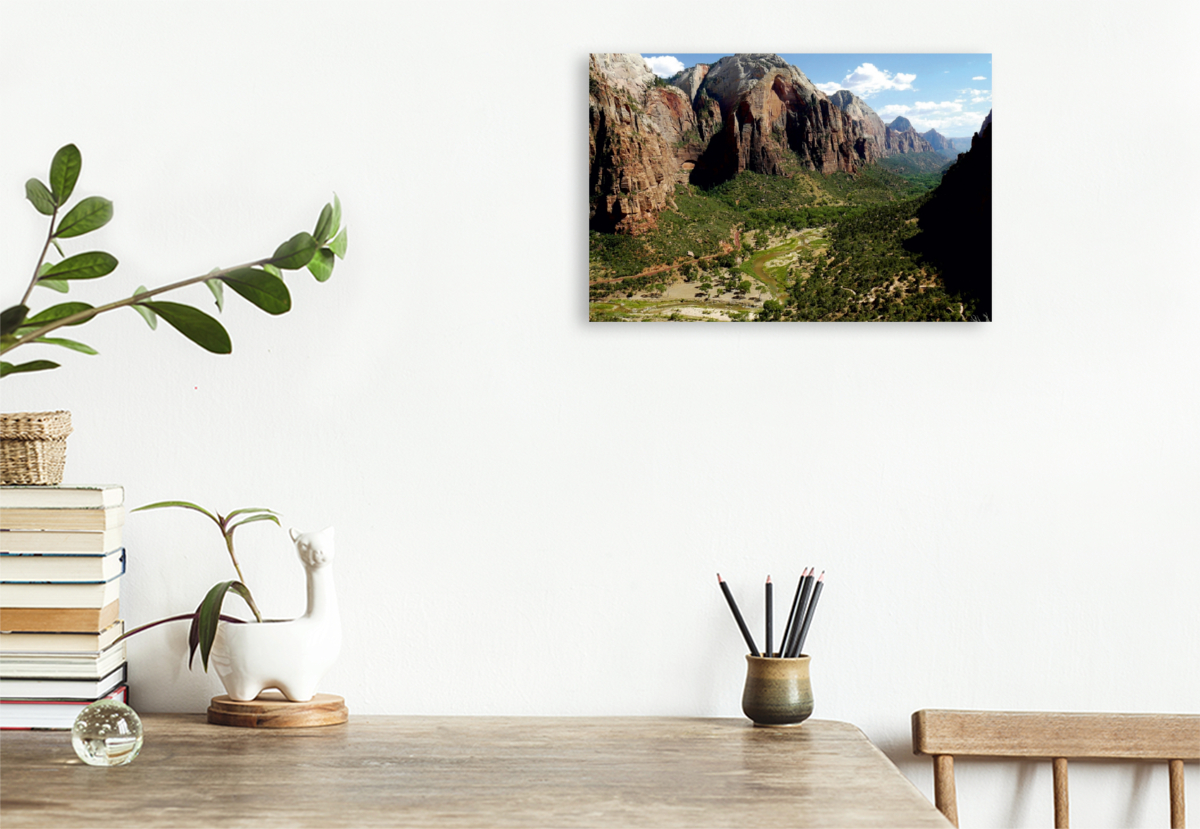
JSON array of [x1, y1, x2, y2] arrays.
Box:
[[912, 710, 1199, 828]]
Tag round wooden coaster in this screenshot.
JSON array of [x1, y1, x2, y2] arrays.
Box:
[[207, 691, 348, 728]]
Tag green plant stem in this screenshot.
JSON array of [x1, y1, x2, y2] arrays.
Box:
[[222, 532, 263, 622], [1, 254, 274, 356], [112, 611, 247, 646], [20, 207, 59, 307]]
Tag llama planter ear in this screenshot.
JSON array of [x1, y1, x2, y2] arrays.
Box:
[[207, 527, 345, 727]]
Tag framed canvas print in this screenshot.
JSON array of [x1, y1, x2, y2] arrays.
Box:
[[588, 53, 992, 322]]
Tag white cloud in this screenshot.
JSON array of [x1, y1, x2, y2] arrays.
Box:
[[972, 76, 987, 80], [817, 63, 916, 98], [643, 55, 685, 78], [877, 101, 987, 134], [914, 101, 962, 113], [876, 104, 911, 119]]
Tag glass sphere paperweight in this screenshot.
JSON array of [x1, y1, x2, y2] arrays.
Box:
[[72, 699, 143, 766]]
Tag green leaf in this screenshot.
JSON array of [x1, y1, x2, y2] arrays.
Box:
[[55, 196, 113, 238], [228, 513, 282, 534], [1, 359, 60, 377], [329, 226, 348, 259], [307, 247, 335, 282], [313, 203, 334, 245], [206, 278, 225, 312], [33, 336, 98, 355], [331, 194, 342, 238], [23, 302, 95, 328], [194, 580, 260, 671], [224, 507, 280, 521], [270, 231, 318, 270], [262, 262, 282, 280], [1, 306, 29, 337], [132, 500, 220, 524], [220, 267, 291, 315], [37, 279, 70, 293], [25, 179, 55, 215], [139, 301, 232, 353], [41, 251, 118, 281], [131, 286, 157, 329], [49, 144, 82, 204]]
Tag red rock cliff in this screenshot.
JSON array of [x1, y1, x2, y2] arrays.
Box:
[[589, 54, 696, 235]]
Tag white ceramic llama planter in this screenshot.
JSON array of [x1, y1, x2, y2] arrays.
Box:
[[210, 527, 341, 702]]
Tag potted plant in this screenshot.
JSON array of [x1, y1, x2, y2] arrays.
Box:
[[117, 501, 341, 704], [0, 143, 347, 483]]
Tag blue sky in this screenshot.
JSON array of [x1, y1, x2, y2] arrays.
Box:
[[640, 53, 991, 137]]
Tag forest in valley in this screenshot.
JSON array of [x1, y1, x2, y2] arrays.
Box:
[[588, 129, 991, 323]]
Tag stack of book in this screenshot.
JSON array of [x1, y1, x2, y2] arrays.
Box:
[[0, 484, 129, 730]]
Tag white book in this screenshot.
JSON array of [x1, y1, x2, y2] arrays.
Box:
[[0, 621, 124, 654], [0, 504, 125, 532], [0, 485, 124, 510], [0, 548, 125, 584], [1, 684, 128, 730], [0, 527, 123, 554], [0, 576, 121, 609], [0, 641, 126, 679], [0, 663, 126, 699]]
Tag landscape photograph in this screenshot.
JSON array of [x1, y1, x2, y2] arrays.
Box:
[[588, 53, 993, 321]]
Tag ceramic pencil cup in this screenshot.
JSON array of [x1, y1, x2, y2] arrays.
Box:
[[741, 654, 813, 727]]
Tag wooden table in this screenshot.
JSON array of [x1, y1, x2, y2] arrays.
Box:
[[0, 716, 951, 828]]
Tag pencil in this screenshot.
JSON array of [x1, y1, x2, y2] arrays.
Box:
[[717, 573, 760, 656], [793, 571, 824, 657], [765, 576, 773, 658], [784, 568, 814, 658], [780, 567, 809, 656]]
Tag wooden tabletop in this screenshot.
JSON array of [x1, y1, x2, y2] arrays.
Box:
[[0, 716, 951, 828]]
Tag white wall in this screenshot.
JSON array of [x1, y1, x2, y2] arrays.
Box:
[[2, 1, 1196, 826]]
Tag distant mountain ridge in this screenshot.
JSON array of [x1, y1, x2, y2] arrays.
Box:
[[827, 91, 934, 156]]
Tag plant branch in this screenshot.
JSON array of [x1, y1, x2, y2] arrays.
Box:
[[112, 612, 247, 646], [21, 207, 59, 307], [2, 254, 274, 355], [224, 532, 249, 594]]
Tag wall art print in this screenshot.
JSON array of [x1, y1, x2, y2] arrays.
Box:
[[588, 53, 992, 322]]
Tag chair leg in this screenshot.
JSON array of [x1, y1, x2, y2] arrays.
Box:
[[933, 754, 958, 827], [1053, 757, 1069, 829], [1169, 759, 1185, 829]]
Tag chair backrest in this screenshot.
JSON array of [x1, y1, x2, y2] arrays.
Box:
[[911, 710, 1199, 828]]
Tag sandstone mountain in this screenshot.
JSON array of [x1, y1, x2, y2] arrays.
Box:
[[921, 128, 959, 160], [883, 116, 934, 155], [921, 128, 953, 153], [827, 91, 936, 157], [588, 54, 694, 234], [830, 90, 887, 154], [590, 53, 885, 234]]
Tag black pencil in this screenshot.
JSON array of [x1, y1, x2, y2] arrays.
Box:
[[717, 573, 759, 656], [784, 568, 814, 658], [793, 571, 824, 657], [779, 567, 809, 655], [765, 576, 773, 658]]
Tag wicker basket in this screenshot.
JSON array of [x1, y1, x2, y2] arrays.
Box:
[[0, 410, 73, 485]]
